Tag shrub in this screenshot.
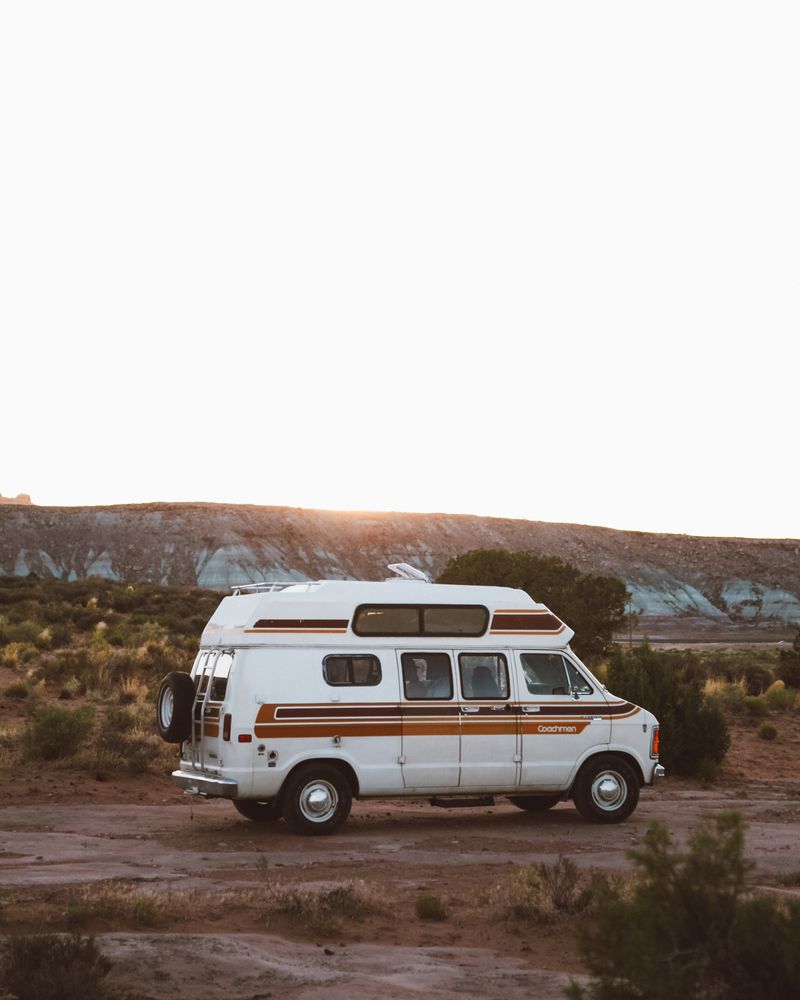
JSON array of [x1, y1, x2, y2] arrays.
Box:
[[758, 723, 778, 741], [704, 675, 747, 713], [764, 681, 797, 711], [743, 695, 769, 717], [742, 662, 774, 695], [0, 642, 37, 668], [5, 680, 30, 700], [607, 643, 729, 776], [415, 894, 449, 921], [267, 881, 383, 935], [22, 705, 94, 761], [502, 857, 592, 924], [568, 812, 800, 1000], [0, 933, 112, 1000]]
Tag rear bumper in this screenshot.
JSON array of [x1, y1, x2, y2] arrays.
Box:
[[651, 763, 666, 782], [171, 769, 239, 799]]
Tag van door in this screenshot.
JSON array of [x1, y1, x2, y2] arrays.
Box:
[[398, 651, 460, 789], [190, 650, 234, 769], [456, 651, 518, 789], [514, 651, 610, 789]]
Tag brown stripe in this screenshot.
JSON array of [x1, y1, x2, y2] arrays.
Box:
[[254, 722, 401, 739], [491, 613, 563, 631]]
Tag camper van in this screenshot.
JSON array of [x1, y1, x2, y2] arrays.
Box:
[[156, 565, 663, 835]]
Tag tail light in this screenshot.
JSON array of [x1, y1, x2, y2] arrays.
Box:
[[222, 713, 232, 742], [651, 726, 660, 758]]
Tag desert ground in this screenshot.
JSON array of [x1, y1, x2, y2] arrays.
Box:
[[1, 714, 799, 1000]]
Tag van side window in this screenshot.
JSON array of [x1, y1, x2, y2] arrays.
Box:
[[459, 654, 509, 699], [323, 655, 382, 687], [353, 605, 489, 637], [401, 652, 453, 699], [565, 659, 593, 694], [520, 653, 570, 696]]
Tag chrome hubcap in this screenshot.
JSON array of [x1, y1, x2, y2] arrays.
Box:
[[299, 780, 338, 823], [159, 688, 174, 727], [591, 770, 627, 811]]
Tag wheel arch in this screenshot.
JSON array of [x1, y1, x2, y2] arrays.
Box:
[[279, 756, 360, 802], [569, 750, 645, 797]]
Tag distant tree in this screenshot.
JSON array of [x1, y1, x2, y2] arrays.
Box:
[[436, 549, 627, 662], [568, 812, 800, 1000]]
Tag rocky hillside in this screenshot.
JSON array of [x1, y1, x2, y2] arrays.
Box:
[[1, 503, 798, 640]]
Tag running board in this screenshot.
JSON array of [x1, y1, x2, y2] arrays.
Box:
[[429, 796, 495, 809]]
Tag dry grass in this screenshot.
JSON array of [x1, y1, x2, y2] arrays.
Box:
[[0, 726, 21, 766], [497, 857, 594, 925], [64, 883, 187, 929], [265, 880, 385, 935]]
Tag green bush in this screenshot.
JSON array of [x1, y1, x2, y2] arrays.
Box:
[[568, 812, 800, 1000], [742, 662, 774, 695], [758, 723, 778, 741], [0, 933, 112, 1000], [743, 695, 769, 717], [22, 705, 94, 761], [607, 643, 729, 776], [5, 680, 30, 700], [764, 684, 796, 711]]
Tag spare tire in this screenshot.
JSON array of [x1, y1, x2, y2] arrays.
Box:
[[156, 671, 195, 743]]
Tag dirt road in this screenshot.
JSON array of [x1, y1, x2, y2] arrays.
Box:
[[1, 776, 799, 1000]]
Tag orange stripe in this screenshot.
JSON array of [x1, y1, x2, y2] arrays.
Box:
[[494, 608, 554, 613], [490, 626, 567, 635]]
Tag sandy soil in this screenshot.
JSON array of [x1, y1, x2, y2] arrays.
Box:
[[1, 717, 800, 1000]]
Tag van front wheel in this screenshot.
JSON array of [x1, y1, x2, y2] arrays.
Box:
[[508, 795, 561, 812], [281, 764, 352, 836], [233, 799, 280, 822], [573, 757, 639, 823]]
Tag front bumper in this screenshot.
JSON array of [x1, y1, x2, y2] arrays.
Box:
[[171, 769, 239, 799]]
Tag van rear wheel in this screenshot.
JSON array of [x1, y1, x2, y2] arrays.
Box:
[[233, 799, 280, 822], [573, 756, 639, 823], [281, 763, 352, 836], [507, 795, 561, 812]]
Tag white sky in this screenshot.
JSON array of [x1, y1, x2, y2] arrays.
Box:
[[2, 2, 798, 539]]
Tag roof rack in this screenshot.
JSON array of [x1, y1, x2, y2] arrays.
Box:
[[231, 581, 317, 595]]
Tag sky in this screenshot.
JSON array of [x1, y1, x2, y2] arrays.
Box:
[[2, 3, 798, 540]]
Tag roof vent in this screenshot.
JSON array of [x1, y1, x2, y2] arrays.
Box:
[[387, 563, 430, 583]]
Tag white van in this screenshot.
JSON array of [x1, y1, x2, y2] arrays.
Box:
[[156, 567, 663, 835]]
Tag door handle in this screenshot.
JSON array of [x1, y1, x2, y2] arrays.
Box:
[[461, 705, 480, 714], [521, 705, 541, 714]]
